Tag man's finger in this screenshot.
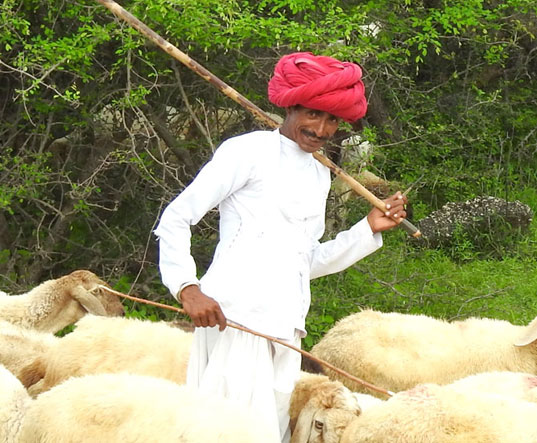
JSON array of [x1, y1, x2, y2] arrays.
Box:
[[216, 310, 227, 331], [206, 311, 217, 328]]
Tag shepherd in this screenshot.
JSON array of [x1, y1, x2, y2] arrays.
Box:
[[154, 52, 408, 442]]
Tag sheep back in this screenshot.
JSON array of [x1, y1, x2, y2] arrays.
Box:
[[448, 370, 537, 403], [28, 315, 193, 395], [311, 309, 537, 394], [18, 372, 280, 443], [341, 383, 537, 443]]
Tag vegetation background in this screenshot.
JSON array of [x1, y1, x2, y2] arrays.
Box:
[[1, 0, 536, 348]]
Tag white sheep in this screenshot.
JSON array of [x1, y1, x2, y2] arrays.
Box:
[[0, 321, 58, 386], [290, 371, 537, 443], [0, 270, 125, 333], [24, 314, 193, 395], [0, 365, 280, 443], [311, 308, 537, 395], [341, 383, 537, 442]]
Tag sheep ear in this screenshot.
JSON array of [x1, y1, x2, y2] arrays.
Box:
[[70, 286, 107, 316], [290, 403, 317, 443], [514, 316, 537, 347], [27, 379, 46, 398], [19, 359, 47, 389]]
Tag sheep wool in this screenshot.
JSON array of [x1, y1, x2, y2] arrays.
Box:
[[25, 314, 193, 395], [0, 365, 280, 443], [447, 370, 537, 403], [311, 308, 537, 395], [0, 366, 30, 443], [0, 321, 58, 387], [341, 383, 537, 443]]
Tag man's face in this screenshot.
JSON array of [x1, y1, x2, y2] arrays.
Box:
[[280, 105, 341, 153]]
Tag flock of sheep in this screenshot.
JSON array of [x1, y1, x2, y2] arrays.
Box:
[[3, 269, 537, 442]]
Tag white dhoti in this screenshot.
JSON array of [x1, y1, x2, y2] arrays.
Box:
[[187, 326, 302, 443]]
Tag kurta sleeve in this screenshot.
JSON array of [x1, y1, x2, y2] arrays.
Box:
[[154, 139, 254, 300], [309, 217, 383, 280]]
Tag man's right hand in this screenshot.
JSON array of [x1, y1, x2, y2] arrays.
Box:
[[179, 285, 227, 331]]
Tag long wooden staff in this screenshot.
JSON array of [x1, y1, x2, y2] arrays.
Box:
[[97, 285, 394, 397], [94, 0, 421, 238]]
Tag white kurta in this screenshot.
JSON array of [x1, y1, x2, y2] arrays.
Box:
[[154, 128, 383, 340], [155, 129, 383, 442]]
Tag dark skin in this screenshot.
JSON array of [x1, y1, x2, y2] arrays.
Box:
[[181, 105, 408, 331]]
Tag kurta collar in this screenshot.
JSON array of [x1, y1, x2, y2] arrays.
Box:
[[278, 130, 314, 167]]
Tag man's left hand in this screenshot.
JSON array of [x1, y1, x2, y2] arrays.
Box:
[[367, 191, 408, 234]]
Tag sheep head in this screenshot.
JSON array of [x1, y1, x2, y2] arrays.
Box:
[[290, 374, 362, 443], [64, 270, 125, 317], [29, 270, 125, 333]]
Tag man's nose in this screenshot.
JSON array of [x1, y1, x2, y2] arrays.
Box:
[[312, 119, 329, 138]]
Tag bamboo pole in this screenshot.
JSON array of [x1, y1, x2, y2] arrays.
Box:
[[94, 0, 421, 238], [98, 285, 394, 397]]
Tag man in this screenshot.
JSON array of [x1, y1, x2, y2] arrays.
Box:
[[154, 52, 407, 442]]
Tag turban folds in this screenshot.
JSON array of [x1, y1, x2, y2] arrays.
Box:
[[268, 52, 367, 122]]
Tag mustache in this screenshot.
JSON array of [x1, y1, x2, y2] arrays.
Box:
[[301, 129, 329, 142]]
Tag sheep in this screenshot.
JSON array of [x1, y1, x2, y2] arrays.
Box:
[[289, 373, 383, 443], [0, 270, 125, 333], [340, 383, 537, 443], [23, 314, 193, 395], [0, 365, 280, 443], [0, 321, 58, 386], [290, 371, 537, 443], [310, 308, 537, 395]]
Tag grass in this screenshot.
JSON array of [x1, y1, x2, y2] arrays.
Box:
[[306, 212, 537, 350]]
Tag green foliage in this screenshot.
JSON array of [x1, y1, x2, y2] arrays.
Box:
[[307, 228, 537, 350], [125, 305, 160, 322], [1, 0, 537, 355], [444, 217, 532, 262], [55, 324, 76, 337], [0, 150, 52, 214]]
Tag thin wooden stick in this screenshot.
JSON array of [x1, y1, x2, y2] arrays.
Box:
[[94, 0, 421, 238], [98, 285, 394, 397]]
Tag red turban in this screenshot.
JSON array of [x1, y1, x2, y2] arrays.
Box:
[[268, 52, 367, 122]]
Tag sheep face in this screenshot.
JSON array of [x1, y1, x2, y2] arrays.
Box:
[[293, 407, 358, 443], [290, 374, 362, 443], [63, 270, 125, 317]]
